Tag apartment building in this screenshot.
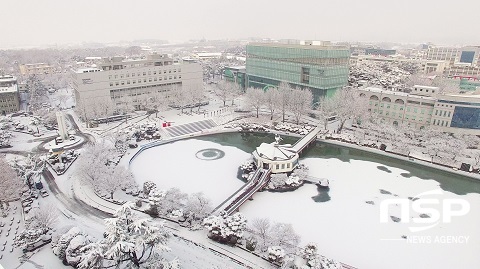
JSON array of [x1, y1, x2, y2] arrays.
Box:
[[71, 53, 203, 109], [0, 75, 20, 115]]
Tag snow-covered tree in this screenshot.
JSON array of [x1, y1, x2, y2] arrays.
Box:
[[65, 232, 93, 267], [76, 141, 117, 185], [171, 84, 192, 113], [265, 87, 281, 120], [245, 87, 265, 118], [229, 82, 243, 106], [278, 82, 293, 122], [160, 188, 187, 216], [143, 181, 157, 196], [184, 192, 212, 225], [215, 80, 231, 107], [248, 218, 271, 251], [203, 212, 247, 245], [11, 154, 45, 187], [102, 202, 174, 268], [105, 128, 129, 155], [147, 187, 166, 217], [77, 241, 106, 269], [0, 157, 21, 213], [52, 227, 87, 264], [288, 87, 313, 125], [318, 88, 370, 133], [190, 85, 206, 112], [32, 202, 59, 229], [13, 227, 50, 250], [267, 246, 286, 263], [98, 166, 135, 200], [301, 243, 341, 269], [269, 222, 300, 253]]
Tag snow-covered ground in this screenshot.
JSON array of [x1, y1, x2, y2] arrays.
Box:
[[129, 134, 480, 269], [130, 139, 249, 206]]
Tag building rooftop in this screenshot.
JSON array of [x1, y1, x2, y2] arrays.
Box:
[[254, 142, 297, 161], [362, 87, 436, 100], [248, 42, 349, 50], [74, 68, 102, 74]]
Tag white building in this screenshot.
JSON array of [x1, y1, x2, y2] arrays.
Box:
[[0, 75, 20, 115], [359, 87, 480, 135], [252, 141, 299, 173], [71, 53, 203, 109]]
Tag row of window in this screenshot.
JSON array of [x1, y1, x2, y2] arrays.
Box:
[[433, 119, 449, 127], [109, 76, 181, 86], [0, 103, 17, 108], [275, 163, 291, 170], [108, 68, 181, 80], [435, 110, 451, 117]]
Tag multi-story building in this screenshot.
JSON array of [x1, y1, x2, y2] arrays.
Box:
[[19, 63, 55, 76], [246, 42, 350, 100], [71, 53, 203, 109], [0, 75, 20, 115], [359, 86, 480, 135], [426, 46, 480, 78]]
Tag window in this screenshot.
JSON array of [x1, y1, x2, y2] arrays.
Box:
[[276, 164, 279, 169], [281, 164, 285, 169], [448, 111, 451, 117], [110, 82, 113, 86], [143, 72, 146, 76]]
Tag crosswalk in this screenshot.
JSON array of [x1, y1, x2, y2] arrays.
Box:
[[163, 119, 217, 137]]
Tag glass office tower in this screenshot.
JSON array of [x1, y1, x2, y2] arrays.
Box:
[[246, 43, 350, 101]]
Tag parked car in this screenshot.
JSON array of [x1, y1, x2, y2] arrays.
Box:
[[55, 137, 63, 144], [40, 189, 49, 197]]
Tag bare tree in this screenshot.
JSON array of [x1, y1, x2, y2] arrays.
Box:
[[318, 88, 369, 133], [245, 87, 264, 118], [278, 82, 293, 122], [248, 218, 271, 251], [184, 192, 212, 224], [264, 88, 281, 120], [215, 81, 231, 107], [0, 157, 22, 215], [32, 202, 59, 229], [288, 87, 313, 125], [99, 166, 135, 200], [230, 82, 243, 106]]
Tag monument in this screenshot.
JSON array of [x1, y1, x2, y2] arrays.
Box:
[[56, 112, 68, 140]]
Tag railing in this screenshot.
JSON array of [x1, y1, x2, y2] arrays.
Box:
[[225, 168, 271, 215]]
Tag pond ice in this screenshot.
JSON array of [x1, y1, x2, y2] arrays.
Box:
[[130, 139, 249, 206], [130, 139, 480, 269]]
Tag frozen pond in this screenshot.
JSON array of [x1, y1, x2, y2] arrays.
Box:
[[130, 132, 480, 269]]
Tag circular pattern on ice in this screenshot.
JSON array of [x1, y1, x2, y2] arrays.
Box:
[[195, 148, 225, 160]]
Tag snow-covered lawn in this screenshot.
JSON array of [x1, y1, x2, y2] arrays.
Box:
[[130, 139, 250, 206]]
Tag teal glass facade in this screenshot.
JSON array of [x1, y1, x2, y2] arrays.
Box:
[[246, 43, 350, 101]]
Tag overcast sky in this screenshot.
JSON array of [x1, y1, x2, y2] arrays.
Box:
[[1, 0, 479, 48]]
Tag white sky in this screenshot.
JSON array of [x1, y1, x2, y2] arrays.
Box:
[[1, 0, 479, 47]]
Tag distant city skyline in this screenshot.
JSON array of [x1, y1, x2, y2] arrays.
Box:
[[1, 0, 479, 49]]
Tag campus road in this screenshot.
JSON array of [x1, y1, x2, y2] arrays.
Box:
[[42, 168, 111, 221]]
